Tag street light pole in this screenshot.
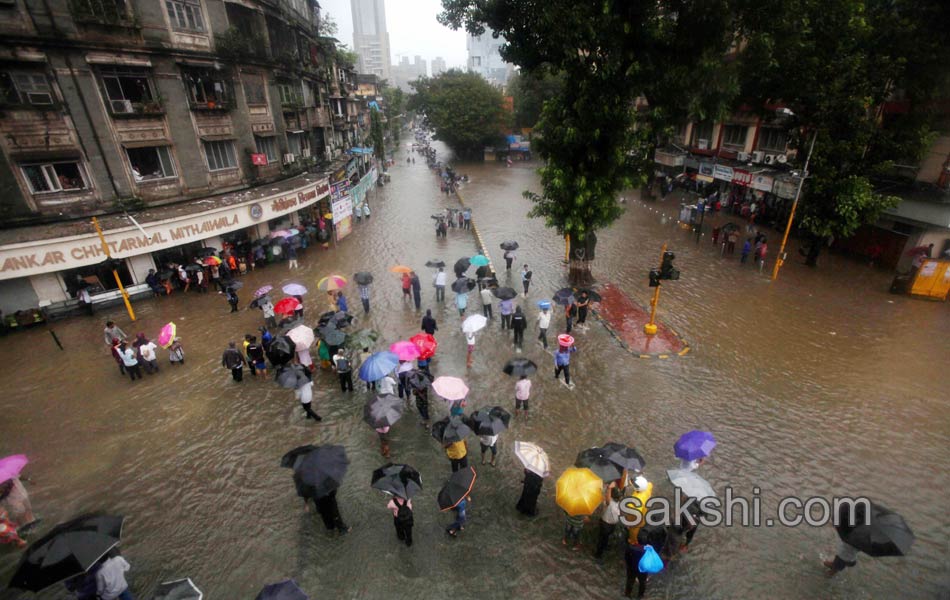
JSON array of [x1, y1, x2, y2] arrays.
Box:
[[771, 129, 817, 281], [91, 217, 136, 322]]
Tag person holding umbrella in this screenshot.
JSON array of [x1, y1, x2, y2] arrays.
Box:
[[479, 283, 494, 318], [222, 341, 245, 382], [515, 374, 532, 418], [401, 272, 411, 301], [576, 291, 590, 329], [594, 487, 622, 559], [824, 500, 915, 576], [354, 272, 373, 314], [294, 364, 321, 421], [446, 496, 469, 537], [504, 247, 516, 271]]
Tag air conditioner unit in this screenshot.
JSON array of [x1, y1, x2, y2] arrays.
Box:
[[301, 147, 311, 158], [26, 92, 53, 106], [111, 99, 133, 114], [751, 151, 765, 163], [696, 138, 709, 150], [763, 154, 776, 165], [283, 153, 296, 164], [775, 154, 788, 164], [736, 151, 750, 162]]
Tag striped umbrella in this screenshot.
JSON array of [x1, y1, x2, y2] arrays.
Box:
[[317, 275, 347, 291]]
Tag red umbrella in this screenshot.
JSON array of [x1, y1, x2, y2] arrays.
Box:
[[273, 297, 302, 317], [409, 333, 438, 359]]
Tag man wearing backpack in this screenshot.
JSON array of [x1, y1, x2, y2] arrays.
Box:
[[333, 348, 354, 392], [388, 496, 413, 547]]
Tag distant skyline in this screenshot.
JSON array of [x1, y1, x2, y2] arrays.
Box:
[[319, 0, 468, 75]]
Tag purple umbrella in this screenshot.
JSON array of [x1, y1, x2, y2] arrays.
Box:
[[0, 454, 28, 484], [674, 430, 716, 461]]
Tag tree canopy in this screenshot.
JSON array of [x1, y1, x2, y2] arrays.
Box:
[[507, 70, 564, 131], [408, 69, 508, 160]]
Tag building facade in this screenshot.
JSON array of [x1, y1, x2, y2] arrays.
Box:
[[350, 0, 391, 82], [466, 28, 512, 87], [0, 0, 374, 314], [431, 56, 447, 77], [390, 55, 426, 92]]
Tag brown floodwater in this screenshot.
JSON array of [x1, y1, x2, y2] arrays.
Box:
[[0, 142, 947, 599]]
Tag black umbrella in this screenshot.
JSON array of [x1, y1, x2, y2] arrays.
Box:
[[280, 444, 318, 469], [437, 466, 477, 511], [184, 264, 203, 272], [407, 369, 434, 390], [720, 222, 740, 233], [637, 522, 668, 548], [363, 394, 404, 429], [371, 463, 422, 499], [577, 288, 601, 302], [158, 270, 175, 280], [553, 287, 576, 305], [318, 325, 346, 346], [275, 365, 301, 389], [601, 442, 646, 473], [8, 514, 124, 592], [425, 259, 446, 268], [575, 447, 624, 482], [293, 445, 348, 499], [454, 257, 471, 274], [225, 280, 244, 291], [431, 415, 472, 444], [256, 579, 309, 600], [266, 336, 295, 366], [500, 240, 520, 251], [492, 287, 518, 300], [354, 271, 374, 285], [502, 357, 538, 377], [198, 247, 218, 257], [452, 277, 476, 293], [835, 501, 915, 557], [467, 406, 511, 435]]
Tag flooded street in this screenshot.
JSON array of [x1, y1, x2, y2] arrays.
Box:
[[1, 143, 948, 599]]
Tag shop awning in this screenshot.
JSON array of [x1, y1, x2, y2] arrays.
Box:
[[287, 130, 305, 134], [348, 147, 374, 155]]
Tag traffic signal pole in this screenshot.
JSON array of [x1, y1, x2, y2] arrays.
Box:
[[91, 217, 136, 322], [644, 243, 667, 335]]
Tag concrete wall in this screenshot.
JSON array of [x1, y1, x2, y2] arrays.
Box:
[[0, 278, 39, 314], [30, 272, 66, 304]]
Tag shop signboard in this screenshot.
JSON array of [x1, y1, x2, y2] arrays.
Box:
[[655, 149, 685, 167], [773, 176, 800, 199], [751, 173, 774, 192], [330, 180, 353, 241], [713, 164, 734, 182], [697, 162, 715, 183], [731, 169, 752, 187], [251, 153, 267, 166]]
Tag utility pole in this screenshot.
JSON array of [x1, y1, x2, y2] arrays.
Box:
[[91, 217, 135, 322], [772, 130, 817, 281], [644, 244, 666, 335]]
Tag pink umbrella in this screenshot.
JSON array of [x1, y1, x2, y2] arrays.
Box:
[[254, 285, 274, 298], [0, 454, 28, 484], [157, 322, 176, 349], [432, 376, 469, 401], [287, 324, 315, 351], [390, 340, 421, 361]]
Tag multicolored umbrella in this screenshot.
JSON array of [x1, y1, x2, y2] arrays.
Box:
[[432, 376, 469, 401], [438, 466, 477, 511], [409, 333, 438, 359], [389, 265, 413, 274], [202, 256, 221, 266], [358, 351, 400, 382], [462, 314, 487, 333], [273, 297, 301, 317], [389, 340, 421, 361], [282, 283, 308, 296], [556, 467, 604, 516], [317, 275, 347, 292], [674, 430, 717, 461], [254, 285, 273, 298], [363, 394, 404, 429], [371, 463, 422, 499], [0, 454, 28, 484], [470, 254, 490, 267], [157, 322, 176, 349], [286, 324, 315, 351], [514, 441, 550, 477]]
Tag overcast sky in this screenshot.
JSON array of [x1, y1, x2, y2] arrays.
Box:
[[319, 0, 468, 72]]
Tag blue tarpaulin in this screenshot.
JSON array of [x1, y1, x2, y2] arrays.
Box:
[[348, 147, 374, 155]]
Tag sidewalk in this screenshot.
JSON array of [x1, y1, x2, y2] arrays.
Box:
[[592, 282, 689, 358]]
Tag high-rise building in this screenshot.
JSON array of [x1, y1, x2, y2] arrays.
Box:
[[467, 28, 513, 87], [390, 55, 428, 92], [431, 57, 448, 76], [351, 0, 392, 82]]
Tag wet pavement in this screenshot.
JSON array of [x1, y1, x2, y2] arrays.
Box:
[[592, 283, 689, 357], [0, 142, 948, 599]]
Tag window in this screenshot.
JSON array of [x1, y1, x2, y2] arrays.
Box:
[[204, 140, 237, 171], [722, 124, 748, 149], [100, 66, 156, 114], [21, 162, 88, 193], [692, 121, 714, 148], [472, 56, 482, 67], [70, 0, 130, 25], [165, 0, 204, 32], [2, 71, 54, 106], [255, 136, 278, 163], [242, 73, 267, 106], [287, 132, 310, 158], [757, 127, 788, 153], [278, 82, 301, 106], [126, 146, 176, 181], [182, 68, 231, 109]]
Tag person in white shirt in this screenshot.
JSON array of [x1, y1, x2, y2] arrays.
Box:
[[479, 433, 499, 466], [95, 553, 133, 600], [433, 267, 447, 302], [378, 373, 397, 396], [537, 308, 551, 349], [480, 285, 494, 318], [465, 331, 476, 367], [138, 338, 159, 374], [119, 342, 142, 381], [515, 375, 532, 418], [594, 487, 622, 558]]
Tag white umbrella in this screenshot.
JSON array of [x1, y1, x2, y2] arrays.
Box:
[[667, 468, 716, 501], [287, 324, 315, 351], [153, 577, 203, 599], [462, 314, 488, 334], [514, 441, 550, 477]]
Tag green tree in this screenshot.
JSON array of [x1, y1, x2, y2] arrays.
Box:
[[440, 1, 739, 283], [380, 82, 405, 144], [736, 0, 950, 265], [370, 107, 385, 162], [408, 69, 507, 160], [507, 70, 565, 131]]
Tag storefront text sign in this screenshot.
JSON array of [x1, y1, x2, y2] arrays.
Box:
[[751, 173, 774, 193], [731, 169, 752, 187], [713, 164, 734, 182]]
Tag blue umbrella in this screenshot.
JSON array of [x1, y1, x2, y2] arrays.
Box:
[[256, 579, 308, 600], [536, 299, 552, 310], [358, 350, 399, 382], [470, 254, 490, 267], [674, 430, 717, 461]]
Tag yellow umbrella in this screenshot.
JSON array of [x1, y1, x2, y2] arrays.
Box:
[[389, 265, 413, 274], [556, 467, 604, 516], [317, 275, 347, 291]]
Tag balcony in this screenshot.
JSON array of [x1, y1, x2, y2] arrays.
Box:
[[69, 0, 136, 27]]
